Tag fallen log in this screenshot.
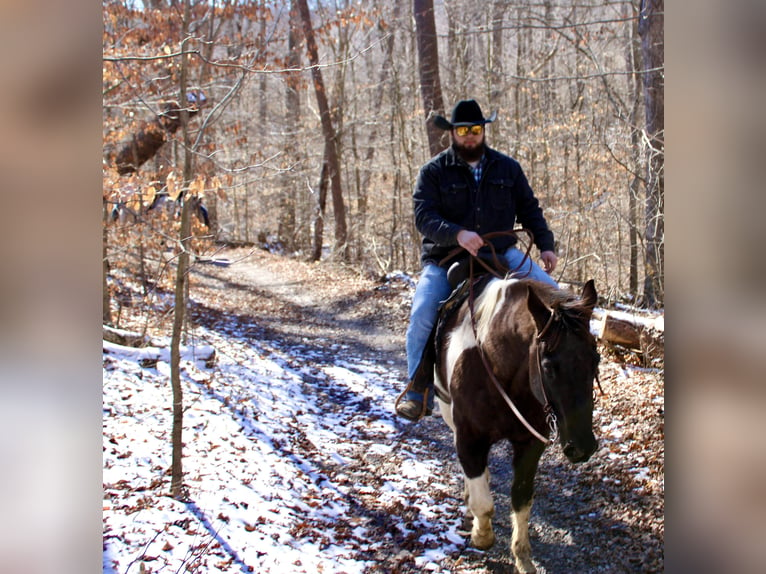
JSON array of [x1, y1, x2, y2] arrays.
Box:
[[103, 325, 149, 348], [592, 309, 664, 364], [103, 339, 216, 369]]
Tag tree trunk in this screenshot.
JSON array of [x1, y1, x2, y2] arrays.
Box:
[[488, 0, 507, 107], [639, 0, 664, 306], [413, 0, 447, 156], [296, 0, 348, 259], [311, 144, 329, 261], [103, 209, 112, 325], [169, 0, 193, 500], [114, 101, 200, 176], [627, 0, 643, 298], [311, 142, 330, 261], [357, 3, 400, 262], [280, 1, 302, 252]]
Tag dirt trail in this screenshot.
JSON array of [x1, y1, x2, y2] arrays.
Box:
[[194, 249, 408, 363]]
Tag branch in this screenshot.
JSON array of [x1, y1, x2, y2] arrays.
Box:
[[503, 66, 663, 83], [431, 14, 640, 37], [104, 32, 391, 77], [103, 49, 201, 62]]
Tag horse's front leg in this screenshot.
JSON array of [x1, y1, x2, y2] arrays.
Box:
[[510, 439, 546, 574], [457, 435, 494, 549], [461, 467, 491, 537]]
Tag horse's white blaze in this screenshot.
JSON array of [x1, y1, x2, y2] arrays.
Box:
[[466, 472, 495, 549], [511, 503, 536, 573]]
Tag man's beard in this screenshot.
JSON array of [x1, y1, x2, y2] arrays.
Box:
[[452, 139, 486, 163]]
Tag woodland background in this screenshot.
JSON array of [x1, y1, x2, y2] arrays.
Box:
[[102, 0, 664, 328]]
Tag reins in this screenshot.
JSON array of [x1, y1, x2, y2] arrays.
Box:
[[438, 229, 536, 278], [456, 231, 553, 445]]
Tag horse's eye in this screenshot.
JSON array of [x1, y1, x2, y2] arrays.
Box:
[[541, 358, 555, 377]]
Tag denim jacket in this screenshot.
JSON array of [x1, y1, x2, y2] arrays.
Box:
[[413, 144, 555, 267]]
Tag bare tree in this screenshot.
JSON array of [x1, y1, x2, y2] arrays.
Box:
[[279, 1, 303, 252], [296, 0, 348, 259], [169, 0, 194, 499], [413, 0, 447, 156], [627, 0, 643, 298], [639, 0, 664, 306]]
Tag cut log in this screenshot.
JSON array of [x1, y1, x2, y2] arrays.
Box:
[[593, 310, 664, 363], [597, 313, 643, 348]]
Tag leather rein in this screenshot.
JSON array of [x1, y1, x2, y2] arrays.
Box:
[[440, 230, 554, 445]]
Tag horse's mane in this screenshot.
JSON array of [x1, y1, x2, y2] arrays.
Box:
[[472, 278, 592, 343], [472, 278, 510, 343], [529, 280, 594, 335]]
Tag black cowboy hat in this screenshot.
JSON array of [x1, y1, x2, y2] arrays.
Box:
[[432, 99, 498, 130]]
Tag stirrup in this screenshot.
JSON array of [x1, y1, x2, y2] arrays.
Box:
[[394, 384, 431, 421]]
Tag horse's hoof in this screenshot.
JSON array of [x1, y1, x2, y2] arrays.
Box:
[[471, 529, 495, 550], [513, 558, 537, 574]]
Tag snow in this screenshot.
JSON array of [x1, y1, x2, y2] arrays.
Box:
[[101, 261, 665, 572], [103, 324, 466, 573]]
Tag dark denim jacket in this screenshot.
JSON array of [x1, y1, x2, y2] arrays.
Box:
[[414, 145, 555, 266]]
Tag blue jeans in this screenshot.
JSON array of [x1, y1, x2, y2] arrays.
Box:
[[403, 247, 558, 405]]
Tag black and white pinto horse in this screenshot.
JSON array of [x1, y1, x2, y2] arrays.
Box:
[[433, 277, 599, 573]]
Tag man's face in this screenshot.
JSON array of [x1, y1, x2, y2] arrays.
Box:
[[452, 124, 485, 160]]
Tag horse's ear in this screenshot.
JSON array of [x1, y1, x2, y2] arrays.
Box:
[[526, 284, 552, 334], [580, 279, 598, 311]]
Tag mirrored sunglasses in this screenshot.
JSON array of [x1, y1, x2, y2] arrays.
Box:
[[455, 125, 484, 137]]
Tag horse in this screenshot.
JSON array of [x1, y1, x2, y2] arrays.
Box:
[[433, 276, 600, 574]]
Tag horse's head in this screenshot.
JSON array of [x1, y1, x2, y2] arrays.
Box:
[[527, 280, 600, 463]]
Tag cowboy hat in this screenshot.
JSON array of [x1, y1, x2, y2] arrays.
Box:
[[432, 99, 498, 130]]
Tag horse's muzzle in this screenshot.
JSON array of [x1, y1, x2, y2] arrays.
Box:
[[563, 436, 598, 463]]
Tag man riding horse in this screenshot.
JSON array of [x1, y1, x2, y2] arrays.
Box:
[[396, 99, 559, 421]]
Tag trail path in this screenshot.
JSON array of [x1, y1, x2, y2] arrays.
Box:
[[104, 246, 664, 573]]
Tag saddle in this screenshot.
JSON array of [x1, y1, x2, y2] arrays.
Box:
[[410, 254, 502, 402]]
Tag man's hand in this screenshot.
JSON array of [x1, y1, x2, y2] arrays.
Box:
[[540, 250, 558, 274], [457, 230, 485, 256]]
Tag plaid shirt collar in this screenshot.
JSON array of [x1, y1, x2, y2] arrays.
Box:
[[471, 154, 487, 186]]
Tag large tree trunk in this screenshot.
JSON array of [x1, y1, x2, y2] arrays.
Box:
[[639, 0, 664, 306], [413, 0, 447, 156], [296, 0, 348, 259], [280, 1, 302, 252], [627, 0, 643, 298]]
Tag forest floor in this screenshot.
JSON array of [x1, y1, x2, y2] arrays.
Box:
[[104, 245, 664, 573]]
